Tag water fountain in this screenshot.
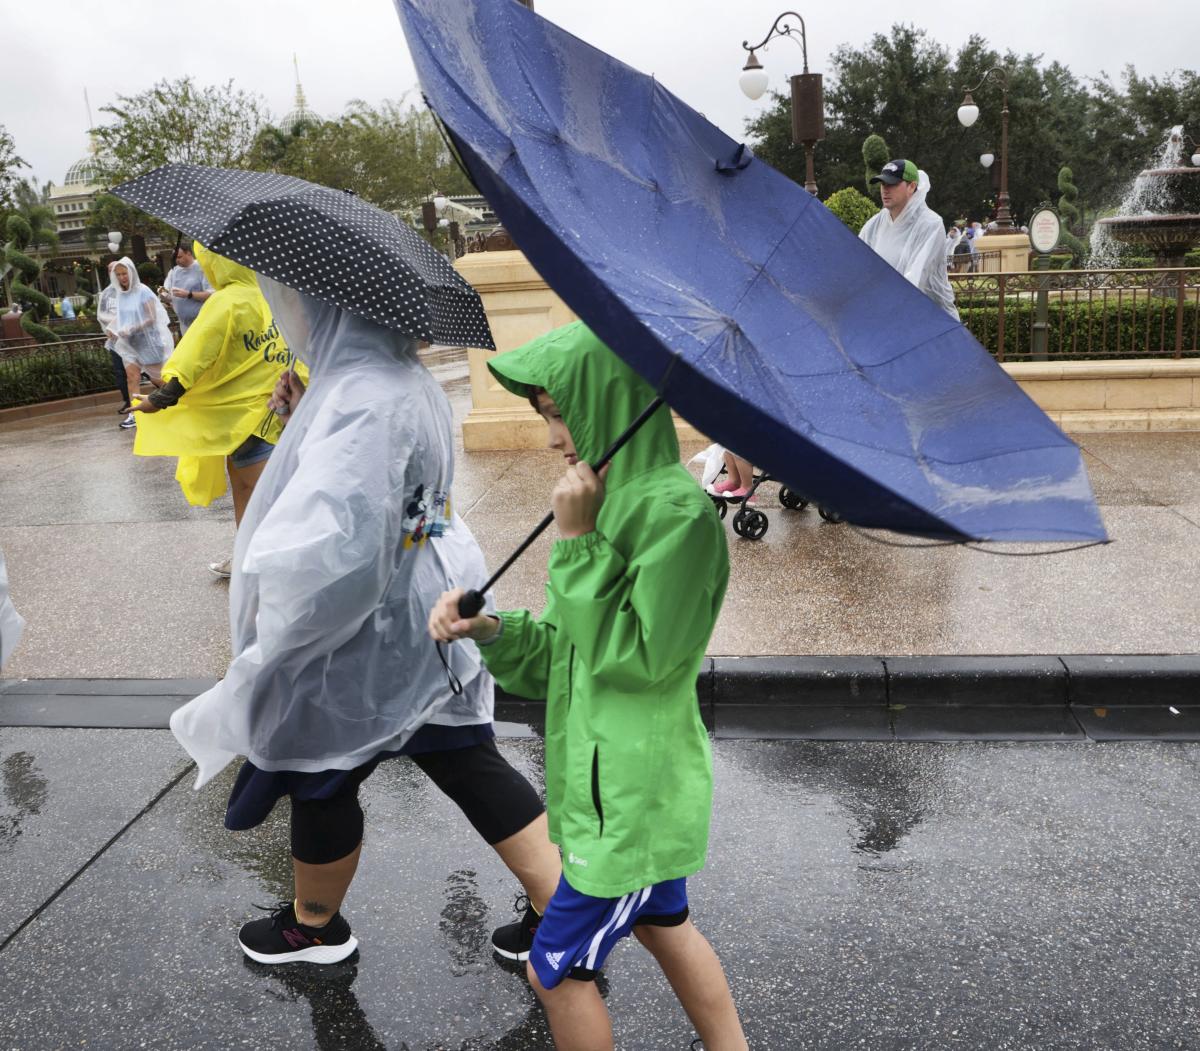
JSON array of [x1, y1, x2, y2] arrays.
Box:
[[1093, 126, 1200, 267]]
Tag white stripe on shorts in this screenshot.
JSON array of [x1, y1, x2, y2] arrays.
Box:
[[581, 893, 631, 971]]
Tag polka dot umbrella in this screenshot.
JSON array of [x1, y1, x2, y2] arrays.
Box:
[[112, 163, 495, 350]]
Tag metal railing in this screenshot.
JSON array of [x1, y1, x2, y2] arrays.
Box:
[[950, 267, 1200, 362], [0, 337, 116, 411]]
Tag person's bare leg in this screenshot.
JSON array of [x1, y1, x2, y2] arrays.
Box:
[[490, 812, 561, 914], [144, 363, 163, 388], [634, 920, 748, 1051], [227, 457, 268, 527], [528, 963, 613, 1051], [729, 455, 755, 490], [124, 363, 142, 403], [293, 843, 363, 926], [720, 451, 742, 488]]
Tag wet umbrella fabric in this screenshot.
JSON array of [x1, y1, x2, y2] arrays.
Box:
[[112, 164, 494, 350], [394, 0, 1105, 542]]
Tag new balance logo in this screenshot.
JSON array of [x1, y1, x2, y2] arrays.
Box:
[[281, 928, 311, 949], [545, 950, 565, 971]]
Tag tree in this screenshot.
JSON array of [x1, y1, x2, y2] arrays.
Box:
[[86, 193, 173, 262], [744, 24, 1153, 228], [92, 77, 268, 183], [246, 99, 476, 217], [0, 124, 27, 210]]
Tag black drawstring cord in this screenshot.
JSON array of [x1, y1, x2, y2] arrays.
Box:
[[437, 641, 463, 696]]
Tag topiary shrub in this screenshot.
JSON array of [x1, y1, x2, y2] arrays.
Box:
[[4, 215, 59, 344], [862, 134, 890, 198], [824, 187, 878, 234], [1056, 167, 1087, 266], [136, 261, 163, 288]]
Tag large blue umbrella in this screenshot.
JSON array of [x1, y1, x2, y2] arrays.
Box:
[[394, 0, 1105, 543]]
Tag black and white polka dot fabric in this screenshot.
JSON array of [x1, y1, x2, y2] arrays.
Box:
[[112, 163, 495, 349]]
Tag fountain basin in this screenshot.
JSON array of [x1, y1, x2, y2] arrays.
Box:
[[1096, 165, 1200, 263]]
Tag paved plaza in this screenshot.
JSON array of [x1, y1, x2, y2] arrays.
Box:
[[1, 350, 1199, 682], [2, 353, 1200, 1048]]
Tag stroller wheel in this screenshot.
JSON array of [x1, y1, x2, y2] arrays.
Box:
[[732, 507, 769, 540], [778, 486, 808, 511], [711, 495, 728, 519], [817, 506, 843, 524]]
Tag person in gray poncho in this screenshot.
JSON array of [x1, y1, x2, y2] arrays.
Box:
[[168, 277, 560, 967]]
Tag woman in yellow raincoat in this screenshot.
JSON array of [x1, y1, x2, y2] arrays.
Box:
[[130, 243, 298, 575]]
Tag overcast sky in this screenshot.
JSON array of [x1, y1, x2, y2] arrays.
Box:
[[6, 0, 1198, 188]]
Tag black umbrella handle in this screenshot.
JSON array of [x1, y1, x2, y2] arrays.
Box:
[[456, 396, 666, 619]]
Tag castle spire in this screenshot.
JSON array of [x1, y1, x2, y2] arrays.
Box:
[[293, 53, 307, 110]]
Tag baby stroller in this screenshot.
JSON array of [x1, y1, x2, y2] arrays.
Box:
[[693, 445, 843, 541], [710, 472, 843, 540]]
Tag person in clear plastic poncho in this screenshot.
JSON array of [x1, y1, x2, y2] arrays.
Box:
[[168, 279, 560, 966], [104, 257, 173, 422], [858, 159, 961, 320]]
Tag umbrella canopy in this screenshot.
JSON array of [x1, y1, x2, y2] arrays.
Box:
[[112, 164, 494, 350], [394, 0, 1106, 542]]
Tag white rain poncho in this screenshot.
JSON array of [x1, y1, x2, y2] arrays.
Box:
[[0, 547, 24, 669], [109, 256, 173, 366], [96, 269, 118, 352], [170, 278, 493, 787], [858, 172, 960, 320]]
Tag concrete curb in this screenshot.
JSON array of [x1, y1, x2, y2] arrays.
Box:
[[3, 655, 1199, 739]]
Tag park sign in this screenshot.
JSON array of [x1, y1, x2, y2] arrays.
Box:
[[1029, 207, 1062, 255]]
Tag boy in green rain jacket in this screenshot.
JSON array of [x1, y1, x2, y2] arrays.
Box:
[[430, 322, 747, 1050]]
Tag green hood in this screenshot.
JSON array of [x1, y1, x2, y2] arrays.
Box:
[[487, 321, 677, 491]]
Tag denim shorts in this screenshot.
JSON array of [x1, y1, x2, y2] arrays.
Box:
[[229, 433, 275, 470]]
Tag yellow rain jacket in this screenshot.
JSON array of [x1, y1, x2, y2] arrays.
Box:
[[133, 244, 297, 505]]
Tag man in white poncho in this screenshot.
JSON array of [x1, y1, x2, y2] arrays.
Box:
[[859, 158, 960, 321], [168, 277, 560, 966]]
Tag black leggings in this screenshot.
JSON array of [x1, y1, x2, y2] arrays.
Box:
[[290, 739, 545, 865]]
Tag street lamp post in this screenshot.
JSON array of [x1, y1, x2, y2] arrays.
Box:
[[957, 68, 1014, 230], [739, 12, 824, 196]]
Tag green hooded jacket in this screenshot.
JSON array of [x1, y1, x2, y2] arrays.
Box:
[[481, 322, 729, 898]]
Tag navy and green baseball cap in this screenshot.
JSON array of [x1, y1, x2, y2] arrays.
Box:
[[870, 159, 919, 185]]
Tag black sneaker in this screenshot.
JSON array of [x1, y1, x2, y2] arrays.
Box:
[[238, 900, 358, 965], [491, 894, 540, 962]]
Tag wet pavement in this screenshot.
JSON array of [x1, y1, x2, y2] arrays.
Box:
[[1, 349, 1199, 678], [1, 731, 1199, 1049]]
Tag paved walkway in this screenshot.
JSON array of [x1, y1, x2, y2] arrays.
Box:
[[1, 349, 1198, 679], [1, 728, 1198, 1049]]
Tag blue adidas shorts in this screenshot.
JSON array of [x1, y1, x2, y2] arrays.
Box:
[[530, 874, 690, 990]]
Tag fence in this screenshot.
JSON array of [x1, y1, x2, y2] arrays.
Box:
[[950, 267, 1200, 362], [0, 337, 115, 410]]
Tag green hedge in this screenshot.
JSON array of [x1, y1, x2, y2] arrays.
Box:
[[960, 297, 1200, 359], [0, 344, 115, 408]]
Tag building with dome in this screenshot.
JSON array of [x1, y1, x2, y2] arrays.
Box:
[[279, 56, 320, 137], [48, 146, 102, 238]]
